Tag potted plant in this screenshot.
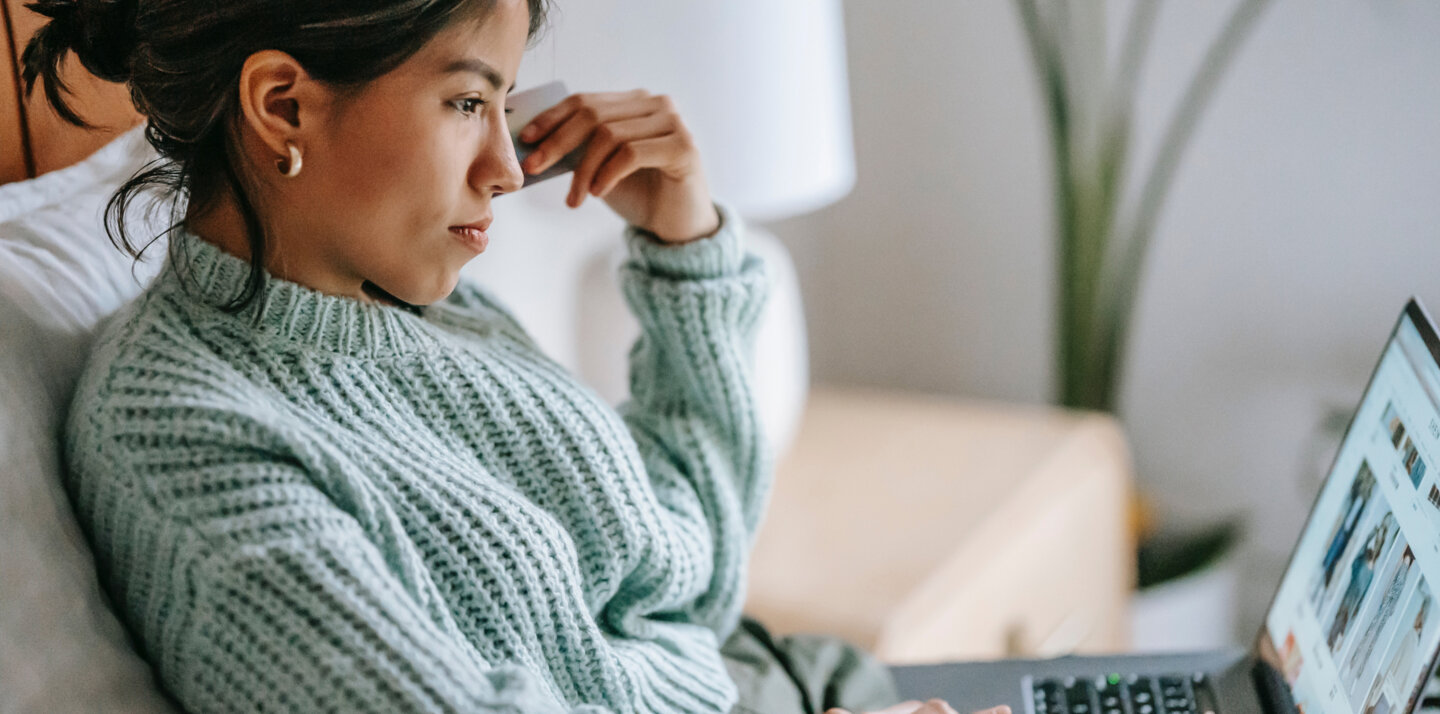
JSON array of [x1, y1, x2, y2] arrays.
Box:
[[1013, 0, 1273, 649]]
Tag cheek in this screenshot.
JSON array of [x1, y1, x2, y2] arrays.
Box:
[[322, 104, 453, 209], [330, 142, 422, 208]]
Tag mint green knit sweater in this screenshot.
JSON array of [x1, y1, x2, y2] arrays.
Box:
[[62, 201, 771, 714]]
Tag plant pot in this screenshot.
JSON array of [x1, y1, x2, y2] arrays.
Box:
[[1128, 521, 1244, 652]]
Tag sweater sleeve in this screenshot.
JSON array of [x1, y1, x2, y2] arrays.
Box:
[[65, 392, 606, 714], [615, 199, 773, 640], [174, 526, 587, 714]]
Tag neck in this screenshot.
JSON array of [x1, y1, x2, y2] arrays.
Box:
[[183, 188, 380, 305], [361, 281, 419, 311]]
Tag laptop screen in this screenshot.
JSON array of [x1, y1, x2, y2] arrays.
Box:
[[1259, 300, 1440, 714]]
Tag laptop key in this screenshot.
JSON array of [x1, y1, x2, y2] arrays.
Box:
[[1157, 675, 1198, 714], [1033, 679, 1068, 714], [1131, 678, 1155, 700], [1097, 677, 1127, 714], [1031, 673, 1208, 714], [1067, 677, 1098, 714], [1131, 676, 1158, 714]]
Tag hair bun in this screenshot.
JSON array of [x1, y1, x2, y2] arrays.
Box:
[[24, 0, 139, 83]]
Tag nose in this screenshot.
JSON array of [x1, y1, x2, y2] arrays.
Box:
[[473, 115, 525, 197]]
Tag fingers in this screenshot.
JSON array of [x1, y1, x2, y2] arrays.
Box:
[[568, 112, 678, 206], [870, 700, 925, 714], [519, 90, 701, 209], [972, 706, 1011, 714], [588, 135, 688, 200], [831, 700, 1006, 714], [916, 699, 960, 714], [519, 88, 649, 142], [519, 90, 663, 175]]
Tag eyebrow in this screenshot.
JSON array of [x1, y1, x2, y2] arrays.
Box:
[[441, 58, 516, 94]]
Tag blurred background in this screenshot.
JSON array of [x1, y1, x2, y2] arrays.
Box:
[[765, 0, 1440, 644], [486, 0, 1440, 649]]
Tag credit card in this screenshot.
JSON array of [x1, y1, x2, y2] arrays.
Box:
[[508, 80, 585, 189]]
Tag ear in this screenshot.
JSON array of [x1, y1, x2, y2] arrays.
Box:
[[236, 49, 323, 160]]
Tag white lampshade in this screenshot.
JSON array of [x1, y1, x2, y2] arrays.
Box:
[[515, 0, 856, 223], [476, 2, 852, 460]]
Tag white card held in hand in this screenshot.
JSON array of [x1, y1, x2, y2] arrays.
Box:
[[507, 80, 584, 189]]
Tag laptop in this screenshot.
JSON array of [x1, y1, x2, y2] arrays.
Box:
[[891, 298, 1440, 714]]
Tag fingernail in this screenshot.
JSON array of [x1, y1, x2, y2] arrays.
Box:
[[520, 125, 537, 141]]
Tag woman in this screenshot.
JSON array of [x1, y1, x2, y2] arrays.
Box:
[[1327, 513, 1395, 653], [24, 0, 998, 712], [1341, 546, 1415, 692], [1310, 463, 1375, 609], [1381, 594, 1431, 701]]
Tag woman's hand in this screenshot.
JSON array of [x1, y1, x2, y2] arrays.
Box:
[[826, 701, 1011, 714], [517, 89, 720, 244]]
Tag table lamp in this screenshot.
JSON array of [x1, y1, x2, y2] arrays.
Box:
[[469, 0, 857, 458]]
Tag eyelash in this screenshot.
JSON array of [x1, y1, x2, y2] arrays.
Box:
[[454, 98, 514, 118]]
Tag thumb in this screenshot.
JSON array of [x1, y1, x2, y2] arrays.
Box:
[[870, 702, 925, 714]]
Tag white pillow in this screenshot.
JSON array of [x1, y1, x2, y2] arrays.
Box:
[[0, 125, 180, 712]]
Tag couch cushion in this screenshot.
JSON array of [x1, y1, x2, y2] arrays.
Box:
[[0, 124, 179, 711]]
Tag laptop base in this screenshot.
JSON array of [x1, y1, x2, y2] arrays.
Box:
[[890, 648, 1262, 714]]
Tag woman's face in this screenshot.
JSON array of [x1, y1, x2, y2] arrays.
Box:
[[283, 0, 529, 305]]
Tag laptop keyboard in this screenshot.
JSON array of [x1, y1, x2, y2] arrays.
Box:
[[1030, 673, 1214, 714]]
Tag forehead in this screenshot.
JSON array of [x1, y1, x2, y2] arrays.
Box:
[[412, 1, 530, 81]]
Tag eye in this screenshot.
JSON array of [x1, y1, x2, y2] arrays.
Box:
[[453, 98, 484, 116], [453, 98, 515, 118]]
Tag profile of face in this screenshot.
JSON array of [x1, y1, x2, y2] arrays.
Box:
[[232, 0, 530, 306]]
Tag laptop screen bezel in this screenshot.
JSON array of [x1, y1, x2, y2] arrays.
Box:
[[1251, 297, 1440, 714]]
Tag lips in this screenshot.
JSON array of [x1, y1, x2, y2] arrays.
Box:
[[450, 226, 489, 252], [449, 215, 492, 253]]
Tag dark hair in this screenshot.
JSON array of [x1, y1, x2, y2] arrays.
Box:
[[21, 0, 552, 315]]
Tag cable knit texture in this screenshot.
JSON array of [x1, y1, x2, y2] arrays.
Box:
[[62, 201, 771, 713]]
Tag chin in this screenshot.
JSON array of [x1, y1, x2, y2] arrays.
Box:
[[369, 269, 459, 308], [409, 271, 463, 306]]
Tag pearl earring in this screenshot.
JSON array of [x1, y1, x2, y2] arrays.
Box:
[[276, 143, 303, 178]]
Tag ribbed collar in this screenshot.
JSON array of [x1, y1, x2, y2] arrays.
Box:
[[157, 224, 443, 358]]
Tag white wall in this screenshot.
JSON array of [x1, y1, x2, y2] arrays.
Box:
[[767, 0, 1440, 643]]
